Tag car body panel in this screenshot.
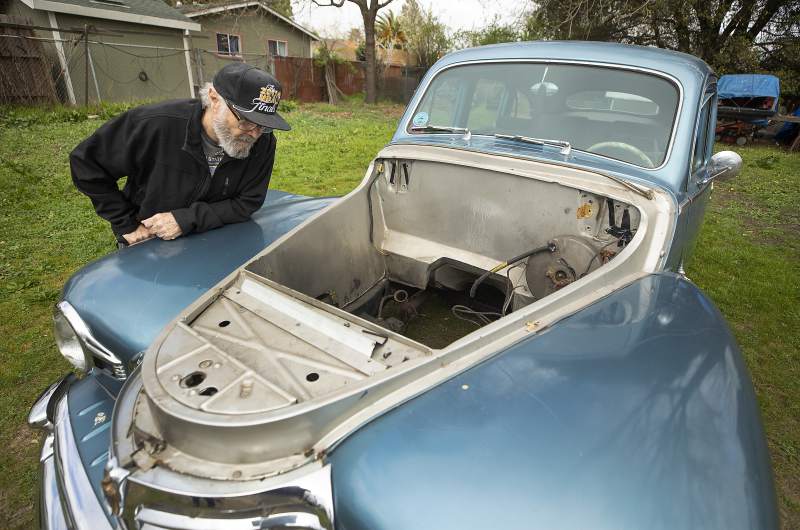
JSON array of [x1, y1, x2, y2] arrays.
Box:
[[393, 41, 714, 201], [330, 273, 778, 530], [65, 373, 122, 517], [62, 191, 336, 364]]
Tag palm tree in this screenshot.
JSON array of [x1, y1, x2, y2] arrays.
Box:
[[375, 11, 406, 65]]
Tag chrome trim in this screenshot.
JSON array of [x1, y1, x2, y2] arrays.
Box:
[[57, 301, 127, 379], [687, 82, 718, 188], [108, 373, 335, 528], [29, 379, 63, 432], [403, 58, 686, 172], [39, 434, 69, 530], [136, 508, 327, 529], [53, 394, 115, 530]]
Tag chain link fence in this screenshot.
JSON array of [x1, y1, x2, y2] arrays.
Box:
[[1, 17, 426, 107]]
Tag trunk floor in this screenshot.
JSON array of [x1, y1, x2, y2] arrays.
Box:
[[384, 289, 488, 349]]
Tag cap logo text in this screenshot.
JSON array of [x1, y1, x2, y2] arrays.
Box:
[[249, 84, 280, 113]]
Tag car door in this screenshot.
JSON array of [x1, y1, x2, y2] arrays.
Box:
[[676, 79, 718, 272]]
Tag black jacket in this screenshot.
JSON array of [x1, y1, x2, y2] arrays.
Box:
[[70, 99, 276, 241]]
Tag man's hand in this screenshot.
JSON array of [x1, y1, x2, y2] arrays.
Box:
[[142, 212, 182, 240], [122, 224, 153, 245]]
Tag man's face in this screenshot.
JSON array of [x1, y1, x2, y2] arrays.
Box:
[[210, 88, 263, 159]]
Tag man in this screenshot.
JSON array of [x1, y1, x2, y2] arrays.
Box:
[[70, 63, 290, 246]]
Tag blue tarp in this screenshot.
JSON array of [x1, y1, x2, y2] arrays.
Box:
[[776, 106, 800, 144], [718, 74, 780, 101]]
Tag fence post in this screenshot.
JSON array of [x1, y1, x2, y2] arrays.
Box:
[[83, 24, 89, 107], [48, 12, 76, 105], [194, 48, 205, 86], [87, 45, 101, 103], [183, 30, 195, 98]]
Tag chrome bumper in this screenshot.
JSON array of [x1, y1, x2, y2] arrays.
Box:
[[32, 375, 333, 530], [31, 376, 115, 530]]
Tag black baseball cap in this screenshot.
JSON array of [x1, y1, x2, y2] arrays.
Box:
[[213, 63, 291, 131]]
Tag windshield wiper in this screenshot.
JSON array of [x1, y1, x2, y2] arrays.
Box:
[[495, 134, 653, 200], [495, 134, 572, 156], [411, 125, 471, 139]]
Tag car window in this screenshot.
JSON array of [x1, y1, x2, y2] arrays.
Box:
[[510, 89, 534, 119], [424, 76, 460, 125], [466, 78, 505, 131], [692, 97, 712, 174], [566, 91, 659, 116], [410, 63, 680, 168]]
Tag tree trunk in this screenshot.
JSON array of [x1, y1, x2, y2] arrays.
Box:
[[363, 11, 377, 104]]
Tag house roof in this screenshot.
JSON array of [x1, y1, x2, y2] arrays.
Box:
[[181, 1, 319, 41], [19, 0, 201, 31]]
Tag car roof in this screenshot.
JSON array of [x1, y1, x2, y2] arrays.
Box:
[[437, 41, 714, 86]]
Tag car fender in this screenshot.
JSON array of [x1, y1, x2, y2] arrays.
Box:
[[61, 192, 336, 364], [330, 272, 778, 530]]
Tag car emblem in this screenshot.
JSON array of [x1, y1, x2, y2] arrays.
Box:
[[94, 411, 107, 426]]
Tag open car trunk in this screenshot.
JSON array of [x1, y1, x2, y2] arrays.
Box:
[[247, 156, 640, 348], [133, 145, 662, 479]]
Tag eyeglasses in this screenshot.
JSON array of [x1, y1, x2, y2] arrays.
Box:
[[225, 101, 272, 133]]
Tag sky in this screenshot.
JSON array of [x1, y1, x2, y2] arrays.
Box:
[[292, 0, 530, 37]]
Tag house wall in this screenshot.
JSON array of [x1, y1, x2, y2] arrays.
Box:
[[4, 0, 51, 27], [189, 6, 313, 88], [53, 13, 190, 104], [1, 0, 192, 104]]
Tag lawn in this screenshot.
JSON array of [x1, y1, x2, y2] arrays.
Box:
[[0, 100, 797, 529]]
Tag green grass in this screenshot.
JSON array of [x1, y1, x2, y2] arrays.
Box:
[[687, 145, 800, 527], [0, 102, 797, 528]]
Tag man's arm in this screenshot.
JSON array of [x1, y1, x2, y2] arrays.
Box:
[[70, 112, 142, 239], [171, 136, 276, 235]]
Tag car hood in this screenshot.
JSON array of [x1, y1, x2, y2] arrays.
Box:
[[330, 272, 777, 530], [62, 191, 335, 364]]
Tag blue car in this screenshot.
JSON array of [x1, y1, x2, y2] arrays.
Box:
[[32, 41, 778, 530]]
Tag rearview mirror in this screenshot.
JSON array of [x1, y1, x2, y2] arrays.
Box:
[[708, 151, 742, 181]]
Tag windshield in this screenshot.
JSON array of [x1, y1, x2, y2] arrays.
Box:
[[409, 63, 680, 168]]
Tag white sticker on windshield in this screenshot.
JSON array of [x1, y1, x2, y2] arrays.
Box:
[[412, 111, 429, 127]]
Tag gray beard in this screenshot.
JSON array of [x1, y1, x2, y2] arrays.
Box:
[[212, 109, 256, 159]]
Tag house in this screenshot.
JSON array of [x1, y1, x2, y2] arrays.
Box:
[[180, 1, 319, 89], [2, 0, 200, 104]]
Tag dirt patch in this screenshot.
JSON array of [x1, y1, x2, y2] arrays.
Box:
[[710, 186, 800, 250]]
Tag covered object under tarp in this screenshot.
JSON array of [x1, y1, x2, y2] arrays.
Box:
[[717, 74, 780, 124]]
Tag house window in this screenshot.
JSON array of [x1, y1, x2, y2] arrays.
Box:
[[267, 40, 288, 57], [216, 33, 241, 56]]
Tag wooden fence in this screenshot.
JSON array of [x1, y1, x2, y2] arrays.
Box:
[[272, 56, 424, 103]]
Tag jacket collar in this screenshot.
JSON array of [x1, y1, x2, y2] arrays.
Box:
[[183, 99, 207, 164]]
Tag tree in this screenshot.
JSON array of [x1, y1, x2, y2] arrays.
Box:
[[312, 0, 395, 104], [267, 0, 293, 18], [458, 16, 521, 47], [314, 40, 347, 104], [524, 0, 800, 78], [400, 0, 450, 70], [375, 10, 407, 65]]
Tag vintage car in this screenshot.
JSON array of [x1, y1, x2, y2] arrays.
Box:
[[30, 41, 779, 529]]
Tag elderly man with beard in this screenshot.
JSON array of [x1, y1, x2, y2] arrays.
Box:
[[70, 63, 290, 246]]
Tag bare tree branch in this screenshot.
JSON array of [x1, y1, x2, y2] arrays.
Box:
[[311, 0, 346, 7]]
